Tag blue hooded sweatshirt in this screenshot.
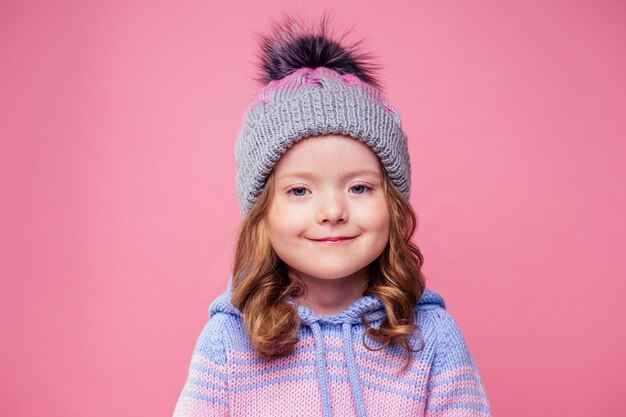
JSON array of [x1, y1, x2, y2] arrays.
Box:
[[173, 279, 491, 416]]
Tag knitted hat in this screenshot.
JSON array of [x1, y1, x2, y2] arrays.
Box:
[[234, 16, 411, 217]]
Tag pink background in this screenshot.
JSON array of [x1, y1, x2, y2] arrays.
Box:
[[2, 0, 625, 416]]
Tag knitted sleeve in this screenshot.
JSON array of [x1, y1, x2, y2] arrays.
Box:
[[424, 309, 491, 417], [172, 314, 229, 417]]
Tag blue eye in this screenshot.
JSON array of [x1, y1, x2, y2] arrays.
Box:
[[287, 186, 310, 197], [351, 184, 372, 194]]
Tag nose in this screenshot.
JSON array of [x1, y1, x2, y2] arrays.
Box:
[[316, 189, 348, 224]]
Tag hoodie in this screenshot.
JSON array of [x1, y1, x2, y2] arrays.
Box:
[[173, 280, 491, 417]]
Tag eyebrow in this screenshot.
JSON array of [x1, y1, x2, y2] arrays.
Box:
[[276, 169, 381, 180]]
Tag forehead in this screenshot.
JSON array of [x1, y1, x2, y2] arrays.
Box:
[[273, 134, 382, 177]]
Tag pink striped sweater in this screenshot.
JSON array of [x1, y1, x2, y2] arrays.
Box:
[[173, 280, 491, 416]]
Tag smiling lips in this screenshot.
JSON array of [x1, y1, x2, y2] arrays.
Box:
[[311, 236, 355, 243]]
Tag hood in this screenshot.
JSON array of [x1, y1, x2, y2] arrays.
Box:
[[208, 277, 446, 417]]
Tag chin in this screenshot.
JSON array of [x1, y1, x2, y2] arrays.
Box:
[[297, 264, 369, 281]]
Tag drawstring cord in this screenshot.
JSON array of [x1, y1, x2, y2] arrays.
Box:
[[342, 323, 367, 417], [310, 322, 333, 417], [310, 321, 368, 417]]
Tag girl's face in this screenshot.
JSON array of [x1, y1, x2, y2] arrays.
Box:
[[266, 134, 390, 284]]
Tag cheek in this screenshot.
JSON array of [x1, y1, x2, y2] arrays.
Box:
[[267, 209, 285, 242], [266, 216, 307, 267], [371, 210, 391, 254], [270, 198, 310, 226], [359, 200, 390, 230], [267, 204, 305, 245]]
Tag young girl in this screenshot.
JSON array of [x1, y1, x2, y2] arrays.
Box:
[[174, 15, 491, 417]]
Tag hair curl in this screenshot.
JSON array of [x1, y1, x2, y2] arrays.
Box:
[[230, 158, 425, 372]]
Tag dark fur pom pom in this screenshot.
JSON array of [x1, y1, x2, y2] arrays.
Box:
[[254, 12, 382, 89]]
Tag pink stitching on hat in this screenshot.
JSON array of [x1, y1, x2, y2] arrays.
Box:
[[341, 73, 360, 86], [253, 67, 398, 114]]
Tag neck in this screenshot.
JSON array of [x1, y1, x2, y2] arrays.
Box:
[[292, 267, 369, 316]]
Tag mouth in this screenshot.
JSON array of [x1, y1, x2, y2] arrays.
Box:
[[310, 236, 356, 243]]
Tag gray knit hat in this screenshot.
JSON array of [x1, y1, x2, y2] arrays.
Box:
[[234, 20, 411, 217]]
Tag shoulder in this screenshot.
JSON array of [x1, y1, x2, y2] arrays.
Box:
[[414, 300, 478, 373], [208, 309, 255, 351], [414, 288, 460, 332], [192, 311, 249, 359], [413, 290, 473, 354], [416, 302, 462, 335], [191, 314, 228, 359], [414, 297, 492, 415]]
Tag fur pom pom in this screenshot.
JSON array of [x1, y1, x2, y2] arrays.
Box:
[[254, 12, 382, 89]]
